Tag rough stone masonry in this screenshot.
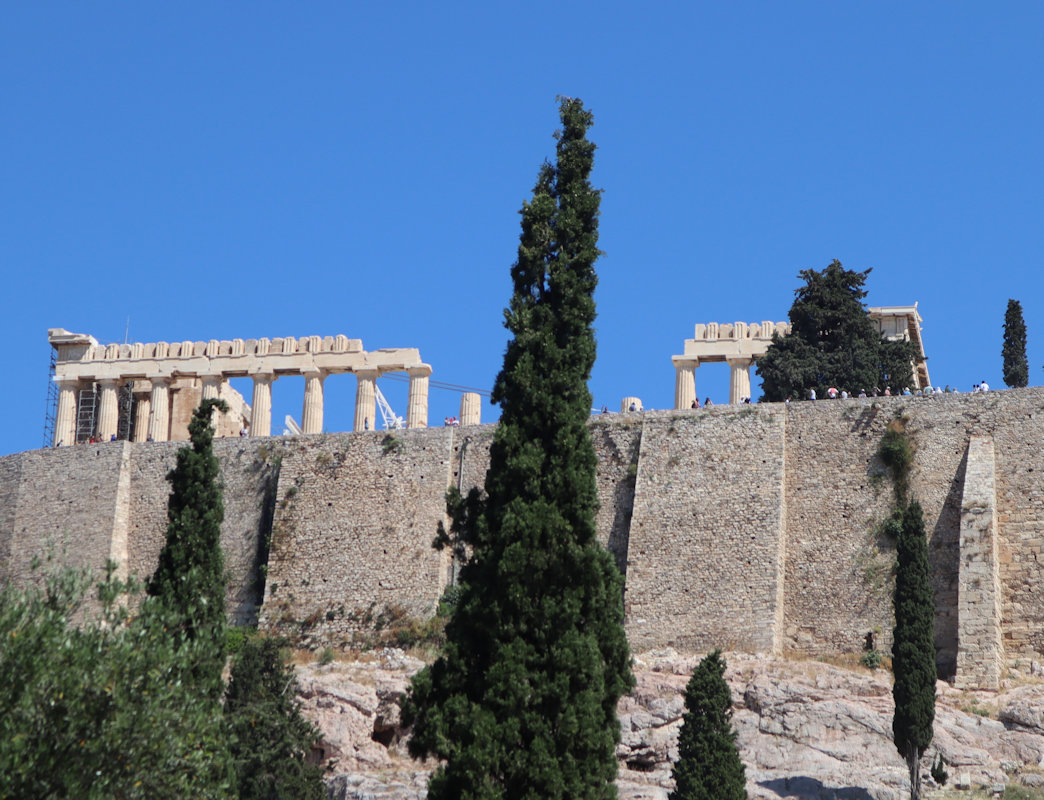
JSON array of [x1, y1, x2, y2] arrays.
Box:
[[3, 388, 1044, 691]]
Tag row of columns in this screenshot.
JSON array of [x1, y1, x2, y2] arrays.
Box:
[[673, 357, 755, 408], [53, 365, 435, 446]]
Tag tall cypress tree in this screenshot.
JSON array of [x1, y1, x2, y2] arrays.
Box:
[[403, 98, 634, 799], [669, 650, 746, 800], [225, 636, 325, 800], [756, 261, 915, 401], [1002, 298, 1028, 388], [892, 501, 935, 800], [147, 398, 230, 698]]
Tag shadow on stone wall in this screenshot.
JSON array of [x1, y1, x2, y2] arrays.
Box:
[[931, 447, 966, 680], [238, 451, 282, 627]]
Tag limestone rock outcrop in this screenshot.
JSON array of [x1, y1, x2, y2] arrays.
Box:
[[299, 649, 1044, 800]]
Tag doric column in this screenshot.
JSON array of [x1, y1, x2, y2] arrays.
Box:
[[96, 379, 120, 441], [621, 396, 643, 413], [406, 365, 432, 429], [133, 390, 151, 442], [354, 369, 378, 432], [672, 357, 698, 410], [727, 357, 753, 404], [53, 379, 79, 446], [301, 371, 325, 434], [460, 392, 481, 426], [201, 374, 223, 402], [148, 378, 171, 442], [250, 373, 274, 437]]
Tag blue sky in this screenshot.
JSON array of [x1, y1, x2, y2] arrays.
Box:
[[2, 3, 1042, 455]]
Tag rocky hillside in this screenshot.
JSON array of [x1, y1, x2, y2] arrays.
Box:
[[296, 648, 1044, 800]]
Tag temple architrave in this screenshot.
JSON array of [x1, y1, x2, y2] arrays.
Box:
[[672, 305, 931, 406], [48, 329, 432, 445]]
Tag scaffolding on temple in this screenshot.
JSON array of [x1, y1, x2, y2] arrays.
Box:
[[42, 346, 59, 448], [75, 385, 97, 443]]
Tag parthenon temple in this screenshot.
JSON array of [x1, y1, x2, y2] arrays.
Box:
[[672, 305, 931, 406], [47, 329, 432, 445]]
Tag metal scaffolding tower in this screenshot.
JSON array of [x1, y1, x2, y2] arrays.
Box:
[[42, 347, 58, 448]]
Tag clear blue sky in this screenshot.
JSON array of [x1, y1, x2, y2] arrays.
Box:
[[3, 3, 1042, 455]]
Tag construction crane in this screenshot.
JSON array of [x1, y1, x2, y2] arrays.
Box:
[[375, 385, 404, 429]]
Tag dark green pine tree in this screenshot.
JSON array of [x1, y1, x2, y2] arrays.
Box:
[[1002, 299, 1028, 388], [892, 501, 936, 800], [403, 97, 634, 799], [225, 636, 325, 800], [147, 397, 230, 698], [756, 260, 915, 401], [669, 650, 746, 800]]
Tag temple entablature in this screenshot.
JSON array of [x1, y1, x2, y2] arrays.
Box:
[[47, 329, 432, 446]]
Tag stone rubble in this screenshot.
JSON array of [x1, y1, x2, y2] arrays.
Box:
[[299, 649, 1044, 800]]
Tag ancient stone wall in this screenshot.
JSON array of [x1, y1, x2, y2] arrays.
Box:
[[4, 389, 1044, 688], [259, 429, 456, 643], [0, 438, 275, 624], [624, 408, 787, 654]]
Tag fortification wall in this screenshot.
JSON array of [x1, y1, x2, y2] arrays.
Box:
[[624, 408, 787, 654], [3, 388, 1044, 687], [0, 438, 276, 624]]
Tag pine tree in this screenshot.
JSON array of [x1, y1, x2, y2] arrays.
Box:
[[403, 97, 634, 799], [1002, 299, 1028, 388], [892, 502, 936, 800], [147, 397, 230, 698], [225, 636, 325, 800], [669, 650, 746, 800], [756, 260, 915, 401]]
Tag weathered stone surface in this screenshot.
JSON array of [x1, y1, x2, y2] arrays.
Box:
[[6, 389, 1044, 681], [299, 649, 1044, 800]]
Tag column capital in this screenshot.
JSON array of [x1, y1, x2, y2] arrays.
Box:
[[725, 355, 755, 366], [250, 371, 275, 382], [407, 364, 432, 378], [671, 355, 700, 369], [354, 367, 380, 379]]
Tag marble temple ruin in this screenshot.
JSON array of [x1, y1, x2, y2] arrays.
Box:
[[47, 328, 432, 445], [672, 305, 931, 406]]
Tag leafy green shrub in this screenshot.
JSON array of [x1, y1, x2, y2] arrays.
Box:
[[860, 649, 882, 670], [227, 626, 258, 655]]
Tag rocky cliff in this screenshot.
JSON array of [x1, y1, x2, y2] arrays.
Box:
[[299, 649, 1044, 800]]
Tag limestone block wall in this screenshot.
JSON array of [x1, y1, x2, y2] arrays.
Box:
[[259, 429, 456, 643], [624, 407, 787, 654], [0, 438, 275, 625], [781, 401, 906, 661], [0, 443, 131, 587], [123, 439, 277, 625], [4, 388, 1044, 685]]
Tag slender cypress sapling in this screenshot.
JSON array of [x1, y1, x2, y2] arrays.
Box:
[[892, 501, 936, 800], [147, 397, 230, 698]]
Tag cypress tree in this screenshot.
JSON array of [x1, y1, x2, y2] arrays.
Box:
[[892, 501, 936, 800], [756, 261, 915, 401], [1002, 298, 1028, 388], [147, 397, 230, 698], [403, 97, 634, 799], [669, 650, 746, 800], [225, 636, 325, 800]]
